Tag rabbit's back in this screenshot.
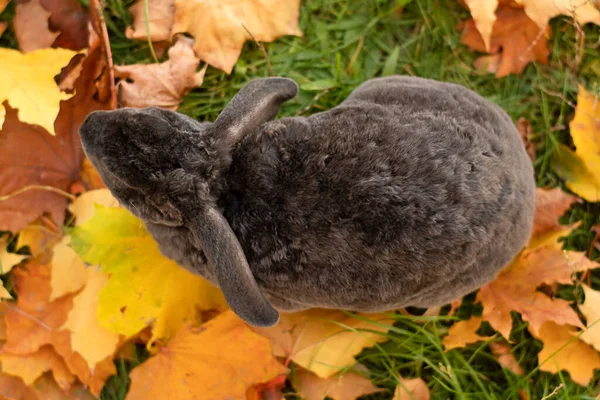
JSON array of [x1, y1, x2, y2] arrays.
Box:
[[223, 76, 535, 311]]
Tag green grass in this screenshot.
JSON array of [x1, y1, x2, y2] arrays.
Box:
[[101, 0, 600, 398], [5, 0, 600, 398]]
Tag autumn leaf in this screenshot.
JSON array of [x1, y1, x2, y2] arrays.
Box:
[[393, 377, 430, 400], [0, 47, 76, 134], [71, 206, 227, 342], [67, 188, 119, 226], [16, 219, 62, 264], [257, 309, 392, 379], [462, 0, 497, 51], [115, 35, 206, 109], [579, 284, 600, 352], [126, 311, 288, 400], [293, 369, 384, 400], [531, 188, 578, 238], [0, 236, 27, 275], [13, 0, 59, 52], [442, 317, 492, 350], [171, 0, 302, 73], [49, 236, 87, 300], [460, 6, 549, 77], [0, 41, 114, 233], [514, 0, 600, 30], [125, 0, 173, 42], [41, 0, 90, 51], [554, 85, 600, 202], [530, 322, 600, 386]]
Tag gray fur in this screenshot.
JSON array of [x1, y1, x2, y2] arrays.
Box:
[[79, 76, 536, 327]]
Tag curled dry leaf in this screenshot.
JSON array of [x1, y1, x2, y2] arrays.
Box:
[[460, 6, 550, 77], [13, 0, 59, 52], [115, 35, 206, 109], [126, 312, 288, 400], [554, 86, 600, 202], [293, 369, 384, 400], [393, 377, 430, 400], [442, 317, 492, 350], [579, 284, 600, 352], [530, 321, 600, 386], [70, 206, 227, 343]]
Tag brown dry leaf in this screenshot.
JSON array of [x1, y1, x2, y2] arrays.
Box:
[[488, 342, 524, 375], [478, 246, 597, 339], [293, 369, 384, 400], [115, 35, 206, 109], [0, 345, 75, 390], [125, 0, 174, 42], [531, 187, 578, 238], [257, 309, 393, 379], [41, 0, 90, 50], [13, 0, 59, 52], [393, 377, 430, 400], [126, 311, 288, 400], [460, 6, 550, 77], [442, 317, 492, 350], [517, 117, 535, 161], [530, 322, 600, 386], [171, 0, 302, 73], [579, 284, 600, 351]]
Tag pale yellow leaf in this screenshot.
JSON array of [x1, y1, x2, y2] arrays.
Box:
[[68, 188, 119, 226], [0, 284, 12, 299], [579, 283, 600, 352], [0, 238, 27, 275], [126, 0, 174, 42], [515, 0, 600, 29], [0, 47, 77, 135], [50, 236, 87, 300], [464, 0, 498, 51]]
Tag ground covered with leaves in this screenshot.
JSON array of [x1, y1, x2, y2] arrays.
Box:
[[1, 0, 600, 399]]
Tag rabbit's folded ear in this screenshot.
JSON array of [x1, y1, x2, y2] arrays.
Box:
[[190, 207, 279, 327], [214, 77, 298, 143]]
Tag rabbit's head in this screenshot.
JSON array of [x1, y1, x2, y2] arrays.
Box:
[[79, 78, 299, 328]]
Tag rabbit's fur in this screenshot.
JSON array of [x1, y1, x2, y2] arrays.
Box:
[[79, 76, 536, 327]]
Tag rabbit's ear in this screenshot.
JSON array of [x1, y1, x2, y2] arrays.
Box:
[[213, 77, 298, 143], [190, 207, 279, 327]]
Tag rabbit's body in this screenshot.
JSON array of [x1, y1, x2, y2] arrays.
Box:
[[80, 76, 535, 326]]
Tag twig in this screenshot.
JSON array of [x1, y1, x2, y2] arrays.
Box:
[[0, 185, 76, 203], [540, 383, 564, 400], [242, 23, 274, 76], [90, 0, 118, 108]]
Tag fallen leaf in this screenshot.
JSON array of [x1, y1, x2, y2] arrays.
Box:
[[460, 6, 550, 77], [579, 284, 600, 352], [478, 246, 597, 339], [442, 317, 492, 350], [488, 342, 524, 375], [16, 219, 62, 264], [13, 0, 59, 52], [0, 39, 114, 233], [125, 0, 174, 42], [1, 237, 27, 275], [171, 0, 302, 73], [0, 0, 9, 38], [257, 309, 392, 378], [293, 369, 384, 400], [41, 0, 90, 50], [554, 85, 600, 202], [62, 267, 120, 371], [0, 22, 6, 37], [71, 206, 227, 343], [517, 117, 536, 161], [393, 377, 430, 400], [530, 321, 600, 386], [0, 285, 12, 299], [514, 0, 600, 29], [0, 372, 33, 400], [126, 311, 288, 400], [49, 236, 87, 300], [0, 345, 75, 389], [68, 188, 118, 226], [531, 187, 578, 238], [115, 35, 206, 109], [0, 47, 76, 134], [28, 372, 97, 400], [77, 158, 106, 192], [463, 0, 498, 51]]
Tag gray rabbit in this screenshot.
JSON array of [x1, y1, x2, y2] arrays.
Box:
[[79, 76, 536, 327]]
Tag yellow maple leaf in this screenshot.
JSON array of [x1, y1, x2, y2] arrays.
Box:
[[49, 236, 87, 301], [579, 284, 600, 352], [62, 267, 121, 371], [0, 47, 77, 135], [171, 0, 302, 73], [293, 368, 384, 400], [442, 317, 492, 350], [554, 85, 600, 202], [257, 309, 393, 379], [126, 311, 288, 400], [68, 189, 119, 226], [530, 321, 600, 386], [70, 205, 227, 343]]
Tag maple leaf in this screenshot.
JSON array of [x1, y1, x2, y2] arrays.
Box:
[[442, 317, 492, 350], [125, 0, 174, 42], [0, 236, 27, 275], [67, 188, 119, 226], [293, 368, 384, 400], [70, 206, 227, 343], [460, 6, 549, 77], [489, 342, 524, 375], [171, 0, 302, 73], [13, 0, 59, 52], [393, 377, 430, 400], [16, 219, 63, 264], [0, 371, 96, 400], [0, 41, 114, 232], [126, 311, 288, 400], [530, 322, 600, 386], [531, 187, 578, 238], [462, 0, 497, 51], [514, 0, 600, 30], [579, 284, 600, 352], [553, 85, 600, 202], [61, 267, 121, 371], [115, 35, 206, 109], [49, 236, 87, 301], [256, 309, 393, 379], [41, 0, 90, 51]]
